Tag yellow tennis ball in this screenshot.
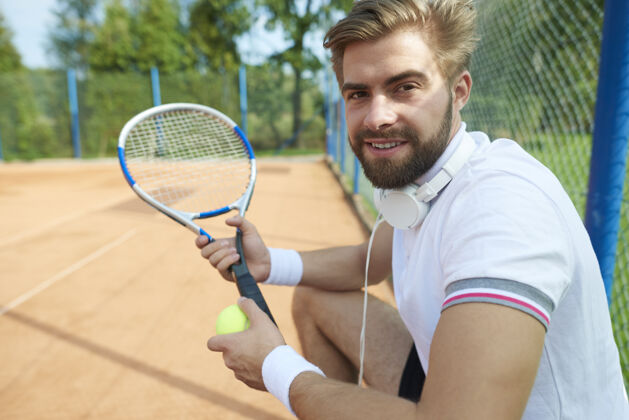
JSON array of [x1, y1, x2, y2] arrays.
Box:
[[216, 304, 250, 335]]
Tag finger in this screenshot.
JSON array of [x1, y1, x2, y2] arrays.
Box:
[[215, 252, 240, 275], [200, 239, 230, 259], [207, 246, 238, 268], [207, 334, 231, 352], [237, 296, 267, 325], [225, 215, 244, 228], [226, 216, 258, 237], [195, 234, 210, 249]]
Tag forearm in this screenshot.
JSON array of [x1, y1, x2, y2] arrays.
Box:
[[299, 245, 372, 290], [290, 372, 418, 420], [298, 223, 393, 291]]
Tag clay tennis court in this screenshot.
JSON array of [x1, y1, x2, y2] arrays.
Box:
[[0, 158, 395, 419]]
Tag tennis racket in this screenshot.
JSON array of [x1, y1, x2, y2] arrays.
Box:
[[117, 102, 275, 324]]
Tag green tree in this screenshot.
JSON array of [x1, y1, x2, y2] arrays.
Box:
[[47, 0, 98, 71], [0, 13, 57, 160], [187, 0, 250, 71], [89, 0, 136, 72], [0, 12, 23, 72], [134, 0, 193, 73], [257, 0, 352, 147]]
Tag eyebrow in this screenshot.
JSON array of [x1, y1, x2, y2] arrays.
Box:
[[385, 70, 429, 86], [341, 70, 429, 94]]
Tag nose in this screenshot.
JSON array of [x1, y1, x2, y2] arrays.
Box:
[[363, 95, 396, 131]]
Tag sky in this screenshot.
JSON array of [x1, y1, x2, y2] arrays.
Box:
[[1, 0, 57, 68], [0, 0, 324, 69]]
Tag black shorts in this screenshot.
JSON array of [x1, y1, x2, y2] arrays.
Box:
[[398, 344, 425, 403]]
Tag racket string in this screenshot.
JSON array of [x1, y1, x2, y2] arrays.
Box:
[[124, 109, 252, 211]]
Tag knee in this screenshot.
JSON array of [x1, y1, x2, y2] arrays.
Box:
[[291, 285, 315, 324]]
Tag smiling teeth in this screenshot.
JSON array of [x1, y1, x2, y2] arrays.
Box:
[[371, 142, 400, 149]]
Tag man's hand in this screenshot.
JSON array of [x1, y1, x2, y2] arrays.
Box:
[[195, 216, 271, 283], [207, 297, 286, 390]]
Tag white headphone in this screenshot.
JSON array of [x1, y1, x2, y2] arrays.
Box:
[[373, 134, 476, 230]]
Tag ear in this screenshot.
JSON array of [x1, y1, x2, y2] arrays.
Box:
[[452, 70, 472, 112]]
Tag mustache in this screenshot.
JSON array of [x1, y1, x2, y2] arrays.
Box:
[[354, 126, 418, 142]]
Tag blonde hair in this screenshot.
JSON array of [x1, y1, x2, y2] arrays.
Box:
[[324, 0, 479, 86]]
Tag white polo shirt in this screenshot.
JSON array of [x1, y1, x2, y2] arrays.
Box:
[[392, 125, 628, 418]]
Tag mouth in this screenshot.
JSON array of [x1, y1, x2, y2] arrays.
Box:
[[369, 141, 402, 149], [363, 139, 407, 155]]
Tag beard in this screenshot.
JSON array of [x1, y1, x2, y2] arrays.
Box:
[[350, 96, 453, 189]]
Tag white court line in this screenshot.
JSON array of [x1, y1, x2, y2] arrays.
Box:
[[0, 229, 137, 317], [0, 195, 132, 249]]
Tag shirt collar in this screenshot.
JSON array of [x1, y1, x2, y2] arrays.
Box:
[[415, 121, 467, 185]]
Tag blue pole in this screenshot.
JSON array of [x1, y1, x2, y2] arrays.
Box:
[[325, 70, 332, 157], [239, 65, 248, 136], [340, 98, 347, 174], [151, 67, 161, 106], [67, 69, 81, 159], [584, 0, 629, 304], [331, 90, 339, 162]]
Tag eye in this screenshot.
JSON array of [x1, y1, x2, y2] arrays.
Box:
[[347, 91, 368, 100], [397, 83, 418, 93]]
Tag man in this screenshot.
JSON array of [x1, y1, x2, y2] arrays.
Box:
[[197, 0, 628, 418]]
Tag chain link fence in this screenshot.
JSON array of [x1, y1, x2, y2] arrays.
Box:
[[325, 0, 627, 388], [0, 65, 326, 161]]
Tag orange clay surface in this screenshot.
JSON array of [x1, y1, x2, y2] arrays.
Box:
[[0, 158, 395, 419]]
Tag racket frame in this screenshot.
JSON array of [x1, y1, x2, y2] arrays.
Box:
[[117, 103, 257, 242]]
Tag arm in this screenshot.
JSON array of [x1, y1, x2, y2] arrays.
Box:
[[299, 221, 393, 291], [288, 302, 545, 419], [196, 215, 394, 291]]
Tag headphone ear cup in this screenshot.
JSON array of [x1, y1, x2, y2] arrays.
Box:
[[374, 186, 429, 230]]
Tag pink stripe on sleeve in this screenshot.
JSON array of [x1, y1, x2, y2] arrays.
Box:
[[443, 292, 550, 325]]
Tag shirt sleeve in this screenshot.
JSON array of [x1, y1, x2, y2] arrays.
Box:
[[438, 170, 573, 330]]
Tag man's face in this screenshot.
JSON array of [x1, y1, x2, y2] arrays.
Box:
[[341, 30, 457, 189]]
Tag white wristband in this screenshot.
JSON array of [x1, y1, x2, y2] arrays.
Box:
[[262, 345, 325, 415], [264, 248, 303, 286]]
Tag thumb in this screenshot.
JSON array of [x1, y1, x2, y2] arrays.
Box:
[[226, 216, 257, 235], [237, 296, 267, 325]]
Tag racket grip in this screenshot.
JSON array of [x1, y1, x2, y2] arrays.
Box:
[[233, 229, 276, 325], [236, 272, 276, 325]]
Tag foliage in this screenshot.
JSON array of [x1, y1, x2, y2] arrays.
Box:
[[246, 62, 326, 151], [159, 69, 240, 117], [80, 71, 153, 157], [89, 0, 136, 72], [188, 0, 250, 72], [255, 0, 353, 147], [0, 71, 67, 160], [134, 0, 194, 73], [47, 0, 99, 71], [465, 0, 603, 138], [0, 12, 22, 72]]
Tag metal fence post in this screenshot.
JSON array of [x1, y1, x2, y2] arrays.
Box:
[[67, 69, 81, 158], [325, 70, 333, 156], [585, 0, 629, 304], [151, 67, 162, 107]]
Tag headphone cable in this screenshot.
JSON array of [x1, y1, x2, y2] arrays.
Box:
[[358, 212, 384, 386]]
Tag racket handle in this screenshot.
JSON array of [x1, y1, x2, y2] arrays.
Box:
[[232, 230, 276, 325], [235, 271, 276, 325]]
